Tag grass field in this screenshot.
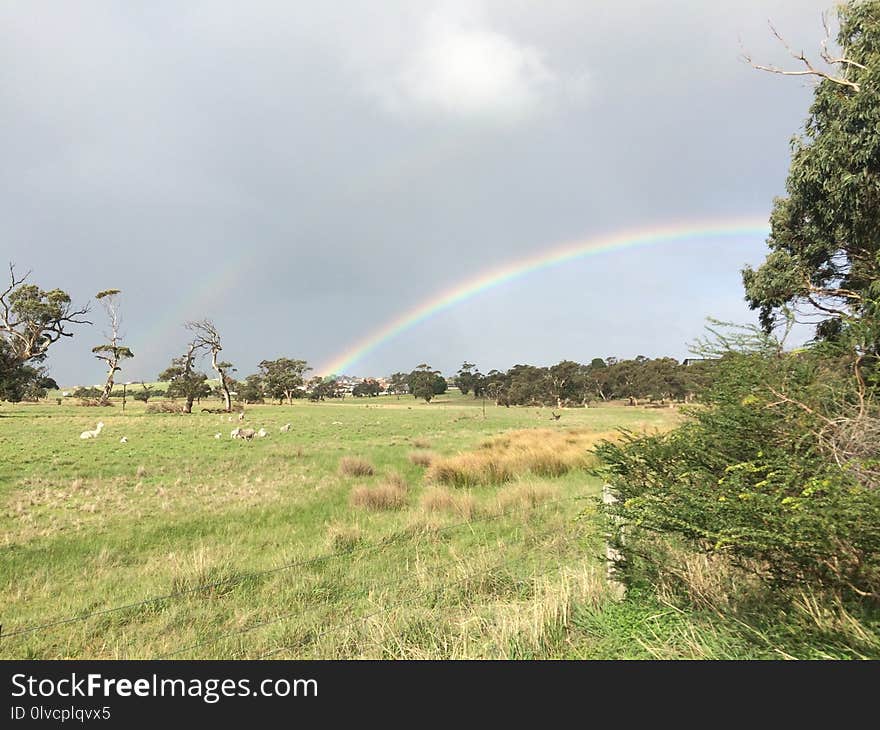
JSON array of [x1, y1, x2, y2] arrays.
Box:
[[7, 394, 867, 660], [1, 393, 684, 659]]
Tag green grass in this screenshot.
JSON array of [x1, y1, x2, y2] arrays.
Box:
[[4, 394, 871, 659], [1, 393, 684, 659]]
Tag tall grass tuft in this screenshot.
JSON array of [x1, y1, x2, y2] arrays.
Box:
[[325, 522, 364, 552], [351, 472, 408, 511], [408, 450, 435, 467], [339, 456, 375, 477]]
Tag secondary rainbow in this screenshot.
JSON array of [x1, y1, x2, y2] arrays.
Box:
[[318, 217, 771, 375]]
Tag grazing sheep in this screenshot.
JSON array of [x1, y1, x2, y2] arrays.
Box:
[[238, 412, 245, 421], [214, 432, 222, 439], [280, 423, 292, 433], [80, 422, 104, 440], [257, 428, 269, 438], [239, 428, 256, 440], [119, 436, 128, 444]]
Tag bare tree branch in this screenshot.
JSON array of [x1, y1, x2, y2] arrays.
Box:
[[741, 19, 863, 92]]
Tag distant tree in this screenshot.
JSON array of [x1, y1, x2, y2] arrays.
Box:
[[432, 374, 448, 396], [186, 319, 234, 412], [158, 343, 210, 413], [387, 372, 409, 399], [259, 358, 310, 404], [408, 364, 440, 402], [0, 359, 55, 402], [72, 386, 102, 399], [507, 364, 550, 406], [239, 373, 266, 404], [133, 381, 155, 403], [456, 362, 478, 396], [307, 375, 342, 401], [483, 369, 510, 407], [0, 265, 90, 388], [352, 378, 381, 397], [548, 360, 583, 408], [23, 370, 57, 401], [92, 289, 133, 406]]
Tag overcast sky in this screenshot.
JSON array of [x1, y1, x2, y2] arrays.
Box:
[[2, 1, 825, 384]]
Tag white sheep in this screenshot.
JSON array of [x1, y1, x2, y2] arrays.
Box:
[[230, 427, 242, 439], [119, 436, 128, 444], [257, 428, 268, 438], [80, 422, 104, 440], [280, 423, 292, 433], [214, 432, 222, 439], [238, 412, 245, 421]]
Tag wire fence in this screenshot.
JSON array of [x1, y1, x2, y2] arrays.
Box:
[[2, 495, 589, 647]]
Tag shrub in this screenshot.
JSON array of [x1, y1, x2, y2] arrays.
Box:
[[597, 330, 880, 602], [73, 387, 101, 399]]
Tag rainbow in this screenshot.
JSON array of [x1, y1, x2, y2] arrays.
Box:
[[318, 217, 770, 375]]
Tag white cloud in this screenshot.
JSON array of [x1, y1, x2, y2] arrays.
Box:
[[367, 10, 572, 124]]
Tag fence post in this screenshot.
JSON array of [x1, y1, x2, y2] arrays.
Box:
[[602, 484, 626, 598]]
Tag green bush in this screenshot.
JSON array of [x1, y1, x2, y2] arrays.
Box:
[[596, 330, 880, 603]]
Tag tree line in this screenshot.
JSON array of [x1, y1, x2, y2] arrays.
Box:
[[1, 282, 713, 411], [451, 357, 713, 407]]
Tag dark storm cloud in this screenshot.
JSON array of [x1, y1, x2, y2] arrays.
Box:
[[1, 1, 824, 383]]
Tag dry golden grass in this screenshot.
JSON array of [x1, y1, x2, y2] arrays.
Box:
[[408, 450, 436, 467], [338, 456, 375, 477], [350, 472, 409, 511], [649, 538, 765, 613], [358, 563, 610, 659], [427, 429, 614, 487], [419, 486, 479, 519], [411, 437, 432, 449]]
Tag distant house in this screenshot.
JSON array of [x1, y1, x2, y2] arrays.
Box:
[[682, 358, 718, 367]]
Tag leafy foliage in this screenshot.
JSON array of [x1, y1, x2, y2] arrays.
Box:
[[743, 1, 880, 337], [258, 358, 310, 404], [597, 326, 880, 601], [407, 364, 442, 402], [0, 266, 89, 387], [158, 352, 210, 413]]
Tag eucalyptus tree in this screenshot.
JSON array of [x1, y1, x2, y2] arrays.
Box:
[[92, 289, 133, 406]]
